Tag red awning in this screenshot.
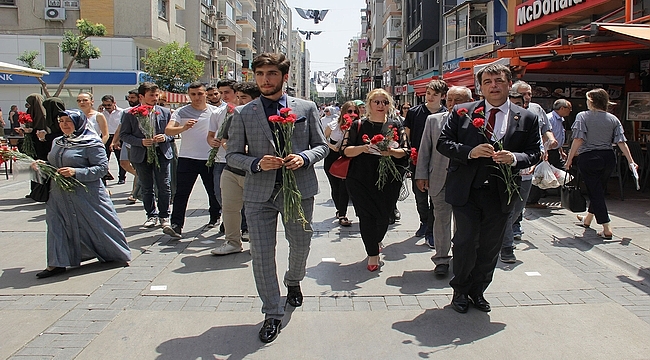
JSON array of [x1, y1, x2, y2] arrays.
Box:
[[408, 77, 439, 96], [161, 91, 189, 104], [442, 69, 476, 89]]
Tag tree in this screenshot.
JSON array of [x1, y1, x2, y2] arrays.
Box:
[[142, 42, 203, 93], [18, 19, 106, 97]]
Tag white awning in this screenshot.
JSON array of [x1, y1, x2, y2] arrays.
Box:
[[0, 61, 49, 78]]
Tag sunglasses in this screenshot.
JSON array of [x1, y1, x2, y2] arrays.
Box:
[[102, 103, 113, 108], [347, 109, 359, 114], [373, 100, 390, 106]]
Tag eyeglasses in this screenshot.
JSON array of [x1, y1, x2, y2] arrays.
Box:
[[347, 109, 359, 114], [102, 103, 113, 108], [373, 100, 390, 106]]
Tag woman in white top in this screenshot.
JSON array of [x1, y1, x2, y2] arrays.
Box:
[[323, 101, 359, 227], [319, 106, 338, 131], [76, 92, 109, 145]]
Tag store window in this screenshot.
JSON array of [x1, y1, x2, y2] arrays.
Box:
[[0, 0, 16, 5]]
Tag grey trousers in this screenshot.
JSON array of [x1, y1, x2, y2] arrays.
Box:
[[245, 187, 314, 320], [431, 187, 453, 265]]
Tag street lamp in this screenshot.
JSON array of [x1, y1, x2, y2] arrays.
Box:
[[386, 36, 401, 100]]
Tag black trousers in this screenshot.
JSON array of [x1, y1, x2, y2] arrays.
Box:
[[450, 187, 509, 295], [170, 157, 221, 229], [578, 150, 616, 224], [105, 134, 127, 181], [323, 151, 350, 217]]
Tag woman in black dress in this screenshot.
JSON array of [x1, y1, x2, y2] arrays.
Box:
[[341, 89, 409, 271]]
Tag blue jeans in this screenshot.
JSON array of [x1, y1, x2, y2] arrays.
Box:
[[133, 153, 172, 219], [502, 179, 532, 249]]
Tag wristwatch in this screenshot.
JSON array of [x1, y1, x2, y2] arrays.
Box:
[[256, 161, 263, 172]]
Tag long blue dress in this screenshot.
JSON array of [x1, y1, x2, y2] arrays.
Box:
[[45, 138, 132, 268]]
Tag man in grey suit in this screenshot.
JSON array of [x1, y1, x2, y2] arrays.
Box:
[[226, 53, 328, 343], [415, 86, 474, 276], [120, 82, 174, 229]]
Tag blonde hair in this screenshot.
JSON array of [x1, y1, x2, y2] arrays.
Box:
[[365, 88, 395, 116]]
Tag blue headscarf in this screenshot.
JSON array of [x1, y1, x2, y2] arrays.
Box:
[[55, 109, 103, 148]]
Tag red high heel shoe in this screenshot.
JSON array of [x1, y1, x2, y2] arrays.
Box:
[[367, 264, 379, 272]]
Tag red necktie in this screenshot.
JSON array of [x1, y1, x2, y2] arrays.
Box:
[[485, 108, 500, 141]]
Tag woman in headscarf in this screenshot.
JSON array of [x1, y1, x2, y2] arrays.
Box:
[[18, 94, 48, 199], [34, 97, 65, 159], [319, 106, 338, 131], [35, 109, 131, 278]]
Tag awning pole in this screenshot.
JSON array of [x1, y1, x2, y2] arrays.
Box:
[[626, 0, 633, 22]]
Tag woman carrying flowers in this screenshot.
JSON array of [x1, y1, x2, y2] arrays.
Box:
[[323, 100, 359, 227], [35, 109, 131, 278], [340, 89, 409, 272]]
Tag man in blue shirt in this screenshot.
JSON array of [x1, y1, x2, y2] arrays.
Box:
[[546, 99, 572, 169]]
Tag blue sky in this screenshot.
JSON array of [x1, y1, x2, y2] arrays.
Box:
[[286, 0, 366, 77]]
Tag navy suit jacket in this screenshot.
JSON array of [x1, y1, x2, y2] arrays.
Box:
[[119, 105, 174, 164], [437, 100, 542, 213]]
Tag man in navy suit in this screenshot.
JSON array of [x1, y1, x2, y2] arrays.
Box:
[[120, 82, 174, 229], [437, 64, 542, 313]]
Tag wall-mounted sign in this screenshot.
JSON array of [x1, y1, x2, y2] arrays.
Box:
[[515, 0, 609, 33], [442, 57, 463, 73]]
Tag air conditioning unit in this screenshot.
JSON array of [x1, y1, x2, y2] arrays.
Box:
[[218, 35, 228, 42], [45, 7, 66, 21], [208, 5, 217, 16], [214, 11, 224, 20], [211, 41, 223, 51]]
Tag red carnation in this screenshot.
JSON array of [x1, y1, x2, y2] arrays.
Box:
[[474, 106, 484, 114], [227, 104, 235, 114], [284, 114, 297, 123], [370, 134, 385, 144], [268, 115, 283, 123], [279, 107, 292, 115], [410, 147, 418, 165], [472, 118, 485, 128], [17, 112, 32, 125], [362, 134, 370, 143], [457, 108, 469, 117]]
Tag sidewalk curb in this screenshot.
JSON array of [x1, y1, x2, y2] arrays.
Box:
[[531, 211, 650, 285]]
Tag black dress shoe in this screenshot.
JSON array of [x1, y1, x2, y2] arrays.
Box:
[[259, 318, 282, 343], [469, 293, 491, 312], [286, 285, 303, 307], [451, 292, 469, 313], [36, 267, 66, 279]]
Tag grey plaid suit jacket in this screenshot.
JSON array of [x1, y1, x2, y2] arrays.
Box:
[[414, 112, 450, 197], [226, 96, 329, 203]]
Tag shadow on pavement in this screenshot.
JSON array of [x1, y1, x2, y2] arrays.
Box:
[[617, 267, 650, 296], [392, 308, 505, 352], [0, 261, 128, 290], [385, 269, 450, 294], [305, 260, 378, 293], [382, 236, 433, 262], [155, 323, 265, 360], [174, 252, 251, 274]]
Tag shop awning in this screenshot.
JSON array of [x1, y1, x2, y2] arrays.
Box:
[[497, 40, 647, 63], [161, 91, 189, 104], [0, 61, 49, 78], [597, 24, 650, 46], [408, 77, 438, 96]]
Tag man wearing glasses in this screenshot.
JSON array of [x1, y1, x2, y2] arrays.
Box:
[[102, 95, 126, 184]]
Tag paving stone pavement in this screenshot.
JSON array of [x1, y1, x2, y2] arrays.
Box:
[[1, 158, 649, 359]]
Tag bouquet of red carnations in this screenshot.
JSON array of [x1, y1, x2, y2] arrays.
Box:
[[363, 124, 402, 190], [17, 111, 36, 158], [268, 107, 309, 228], [129, 105, 160, 168], [0, 145, 87, 192]]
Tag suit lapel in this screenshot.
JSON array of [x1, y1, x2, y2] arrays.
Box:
[[250, 98, 276, 145], [503, 104, 522, 147]]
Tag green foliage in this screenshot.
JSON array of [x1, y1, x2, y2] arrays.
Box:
[[17, 51, 45, 71], [143, 42, 204, 93], [60, 19, 106, 65]]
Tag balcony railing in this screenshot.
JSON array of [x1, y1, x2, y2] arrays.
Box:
[[219, 47, 238, 61], [237, 36, 254, 49], [236, 13, 256, 29], [218, 16, 243, 39], [443, 35, 493, 62]]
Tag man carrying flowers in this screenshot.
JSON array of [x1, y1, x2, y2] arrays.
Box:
[[225, 53, 328, 343], [436, 64, 542, 314], [120, 82, 175, 230]]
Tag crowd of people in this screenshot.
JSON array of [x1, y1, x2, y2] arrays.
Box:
[[3, 52, 639, 344]]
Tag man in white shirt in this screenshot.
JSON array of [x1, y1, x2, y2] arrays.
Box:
[[101, 95, 125, 184], [163, 81, 225, 238]]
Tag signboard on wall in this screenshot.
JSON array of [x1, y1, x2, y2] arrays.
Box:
[[515, 0, 610, 33]]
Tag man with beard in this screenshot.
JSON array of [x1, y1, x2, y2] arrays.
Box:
[[226, 53, 328, 343], [206, 85, 222, 107]]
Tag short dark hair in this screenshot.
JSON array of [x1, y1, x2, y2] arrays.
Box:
[[101, 94, 115, 102], [234, 82, 261, 98], [252, 53, 290, 76], [128, 89, 138, 96], [476, 64, 512, 84], [206, 85, 217, 92], [188, 81, 206, 90], [217, 79, 237, 91], [426, 79, 448, 94], [586, 88, 609, 111], [138, 82, 159, 96]]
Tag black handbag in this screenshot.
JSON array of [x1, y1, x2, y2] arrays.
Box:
[[560, 170, 586, 213], [30, 179, 50, 203]]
